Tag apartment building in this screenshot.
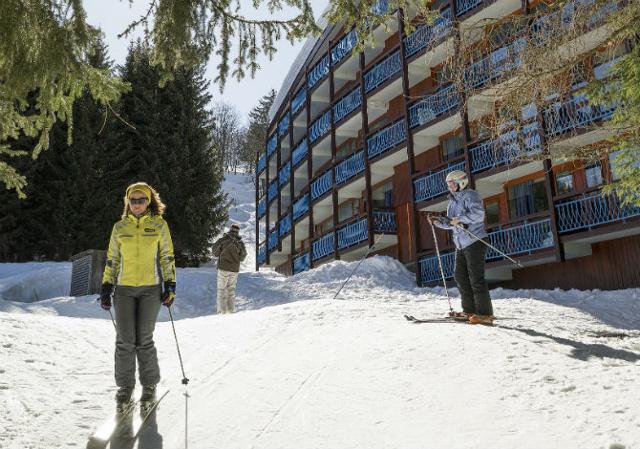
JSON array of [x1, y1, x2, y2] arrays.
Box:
[[255, 0, 640, 290]]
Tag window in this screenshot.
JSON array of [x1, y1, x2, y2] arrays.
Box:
[[608, 150, 623, 181], [372, 182, 393, 209], [585, 163, 603, 188], [441, 133, 464, 161], [471, 121, 492, 141], [488, 21, 520, 49], [435, 65, 453, 86], [507, 178, 549, 219], [555, 170, 574, 195], [336, 140, 357, 160], [338, 201, 355, 223], [485, 201, 500, 226], [570, 62, 588, 90]]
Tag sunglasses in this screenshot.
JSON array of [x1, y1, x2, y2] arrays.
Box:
[[130, 197, 148, 205]]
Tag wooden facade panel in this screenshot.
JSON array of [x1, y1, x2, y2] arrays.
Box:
[[414, 147, 441, 172], [500, 235, 640, 290], [374, 244, 398, 259]]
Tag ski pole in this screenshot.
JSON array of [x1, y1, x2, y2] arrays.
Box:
[[427, 218, 453, 313], [333, 232, 385, 300], [451, 223, 523, 268], [168, 307, 190, 385]]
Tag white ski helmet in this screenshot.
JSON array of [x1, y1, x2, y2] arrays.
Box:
[[445, 169, 469, 190]]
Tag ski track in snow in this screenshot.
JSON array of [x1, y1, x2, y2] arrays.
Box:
[[1, 173, 639, 449]]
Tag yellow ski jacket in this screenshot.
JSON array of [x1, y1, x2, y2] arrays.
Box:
[[102, 213, 176, 287]]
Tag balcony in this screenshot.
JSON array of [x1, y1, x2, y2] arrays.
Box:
[[408, 84, 460, 129], [455, 0, 483, 16], [333, 87, 362, 124], [257, 153, 266, 175], [373, 210, 397, 233], [268, 180, 278, 203], [293, 251, 311, 274], [311, 169, 333, 201], [414, 161, 465, 203], [293, 193, 310, 221], [309, 109, 331, 144], [278, 112, 290, 138], [419, 251, 455, 284], [542, 93, 616, 139], [279, 161, 291, 186], [267, 134, 278, 158], [312, 232, 335, 261], [332, 28, 358, 66], [268, 229, 279, 252], [470, 127, 542, 174], [292, 87, 306, 116], [257, 244, 266, 265], [486, 218, 554, 261], [257, 198, 267, 219], [308, 54, 330, 90], [292, 138, 308, 167], [337, 218, 369, 250], [279, 213, 293, 237], [335, 150, 366, 185], [364, 50, 402, 93], [464, 38, 526, 90], [403, 8, 453, 58], [555, 191, 640, 234], [367, 120, 407, 160]]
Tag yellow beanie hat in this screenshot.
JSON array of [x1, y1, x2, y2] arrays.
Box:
[[125, 182, 152, 202]]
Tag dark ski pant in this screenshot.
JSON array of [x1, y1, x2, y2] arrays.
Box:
[[455, 240, 493, 316], [113, 285, 162, 388]]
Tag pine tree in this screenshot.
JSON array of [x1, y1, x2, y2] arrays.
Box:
[[243, 90, 276, 175], [113, 42, 229, 267]]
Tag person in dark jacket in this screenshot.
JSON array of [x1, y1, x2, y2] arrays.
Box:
[[211, 224, 247, 314], [430, 170, 494, 325]]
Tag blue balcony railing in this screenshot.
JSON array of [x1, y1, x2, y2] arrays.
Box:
[[332, 28, 358, 66], [312, 232, 335, 261], [257, 244, 267, 265], [455, 0, 483, 16], [309, 109, 331, 143], [293, 252, 311, 274], [268, 180, 278, 203], [267, 134, 278, 158], [311, 169, 333, 200], [308, 54, 330, 89], [364, 50, 402, 93], [292, 138, 308, 167], [486, 219, 554, 260], [464, 38, 526, 90], [408, 84, 460, 128], [292, 87, 306, 115], [279, 213, 292, 237], [372, 0, 389, 15], [543, 94, 617, 138], [257, 153, 266, 174], [338, 218, 369, 250], [268, 229, 279, 252], [278, 111, 290, 138], [257, 198, 267, 218], [278, 161, 291, 186], [555, 191, 640, 234], [293, 193, 310, 221], [419, 251, 455, 284], [333, 88, 362, 124], [373, 210, 397, 233], [404, 8, 453, 58], [470, 127, 543, 173], [414, 161, 466, 203], [335, 150, 366, 185], [367, 120, 407, 159]]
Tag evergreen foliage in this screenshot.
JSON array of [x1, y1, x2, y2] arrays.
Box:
[[243, 90, 276, 175]]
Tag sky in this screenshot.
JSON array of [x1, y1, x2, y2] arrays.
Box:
[[83, 0, 327, 125]]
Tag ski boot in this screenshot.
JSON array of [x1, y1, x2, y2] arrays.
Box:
[[468, 314, 495, 325], [140, 385, 156, 403], [448, 311, 473, 321], [115, 386, 134, 414]]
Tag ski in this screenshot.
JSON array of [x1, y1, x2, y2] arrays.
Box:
[[86, 400, 138, 449], [112, 389, 169, 444], [404, 314, 495, 325]]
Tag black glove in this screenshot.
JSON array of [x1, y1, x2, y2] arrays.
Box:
[[432, 216, 451, 226], [98, 283, 113, 310], [161, 281, 176, 307]]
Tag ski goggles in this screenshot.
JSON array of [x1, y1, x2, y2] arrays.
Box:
[[129, 197, 149, 205]]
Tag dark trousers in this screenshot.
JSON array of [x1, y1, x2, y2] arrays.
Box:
[[113, 285, 162, 387], [454, 240, 493, 316]]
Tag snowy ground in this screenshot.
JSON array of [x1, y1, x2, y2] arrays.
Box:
[[1, 173, 639, 449]]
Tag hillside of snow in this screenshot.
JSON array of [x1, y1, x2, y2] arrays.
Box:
[[1, 172, 639, 449]]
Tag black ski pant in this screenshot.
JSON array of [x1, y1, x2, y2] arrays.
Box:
[[113, 285, 162, 388], [454, 240, 493, 316]]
